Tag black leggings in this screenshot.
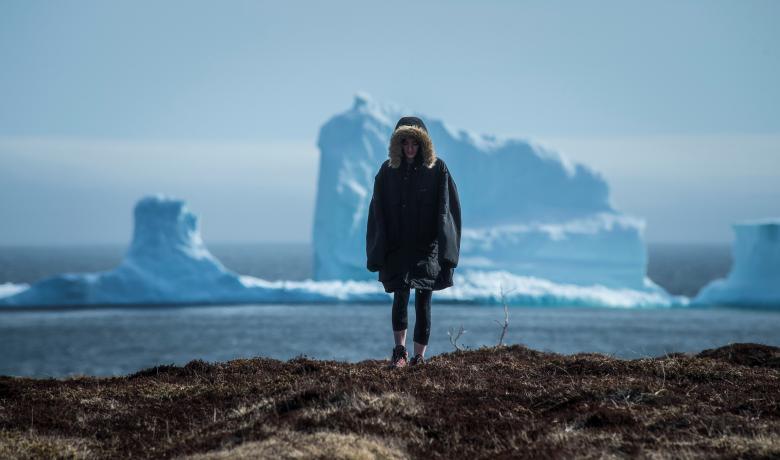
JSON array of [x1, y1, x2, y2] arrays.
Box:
[[392, 288, 432, 346]]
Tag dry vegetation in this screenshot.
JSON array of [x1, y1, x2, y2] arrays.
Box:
[[1, 343, 778, 459]]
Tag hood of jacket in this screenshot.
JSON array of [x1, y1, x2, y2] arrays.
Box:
[[388, 117, 437, 169]]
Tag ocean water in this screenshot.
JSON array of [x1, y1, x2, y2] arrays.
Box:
[[3, 242, 777, 378], [2, 304, 779, 378]]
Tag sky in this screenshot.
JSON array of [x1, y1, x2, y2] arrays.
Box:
[[1, 0, 778, 245]]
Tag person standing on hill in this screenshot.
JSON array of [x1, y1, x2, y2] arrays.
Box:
[[366, 116, 462, 368]]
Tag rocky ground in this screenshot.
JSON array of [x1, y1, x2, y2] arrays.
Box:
[[1, 343, 778, 459]]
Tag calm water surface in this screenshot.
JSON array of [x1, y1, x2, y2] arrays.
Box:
[[2, 304, 777, 378]]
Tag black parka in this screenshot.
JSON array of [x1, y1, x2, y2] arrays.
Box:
[[366, 118, 461, 293]]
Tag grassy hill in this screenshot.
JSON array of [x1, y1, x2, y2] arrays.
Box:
[[1, 343, 778, 459]]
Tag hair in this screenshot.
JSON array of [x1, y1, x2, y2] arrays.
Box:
[[388, 125, 437, 169]]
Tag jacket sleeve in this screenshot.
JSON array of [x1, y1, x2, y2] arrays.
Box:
[[437, 161, 461, 268], [366, 166, 387, 272]]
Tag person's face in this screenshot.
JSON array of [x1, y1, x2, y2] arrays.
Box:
[[402, 137, 420, 160]]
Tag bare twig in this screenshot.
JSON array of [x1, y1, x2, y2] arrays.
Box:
[[495, 284, 513, 347], [447, 325, 466, 351], [654, 361, 667, 395]]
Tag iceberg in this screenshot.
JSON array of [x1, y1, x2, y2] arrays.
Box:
[[0, 282, 28, 299], [314, 94, 663, 291], [0, 195, 685, 308], [694, 220, 780, 307], [0, 196, 389, 307], [0, 94, 690, 308]]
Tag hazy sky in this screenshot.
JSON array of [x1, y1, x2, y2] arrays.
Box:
[[1, 0, 778, 245]]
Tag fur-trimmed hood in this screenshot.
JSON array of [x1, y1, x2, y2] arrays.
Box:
[[388, 117, 437, 169]]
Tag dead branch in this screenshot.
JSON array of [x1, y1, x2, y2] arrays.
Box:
[[447, 324, 466, 351], [495, 284, 513, 346]]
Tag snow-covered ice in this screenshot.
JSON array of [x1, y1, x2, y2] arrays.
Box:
[[0, 282, 28, 299], [693, 220, 780, 306], [0, 195, 687, 308]]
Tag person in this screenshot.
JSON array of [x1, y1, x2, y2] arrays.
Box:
[[366, 116, 462, 368]]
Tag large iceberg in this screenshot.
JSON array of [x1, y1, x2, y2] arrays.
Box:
[[314, 94, 660, 291], [0, 94, 689, 308], [694, 220, 780, 307], [0, 195, 684, 308]]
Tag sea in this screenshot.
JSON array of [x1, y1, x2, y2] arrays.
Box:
[[1, 243, 778, 378]]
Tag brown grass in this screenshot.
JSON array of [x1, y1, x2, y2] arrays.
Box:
[[0, 343, 778, 459], [181, 430, 407, 460]]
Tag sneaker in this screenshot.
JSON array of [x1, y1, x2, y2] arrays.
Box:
[[409, 354, 425, 366], [389, 345, 408, 368]]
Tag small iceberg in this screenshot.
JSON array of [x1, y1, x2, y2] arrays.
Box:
[[694, 220, 780, 307]]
